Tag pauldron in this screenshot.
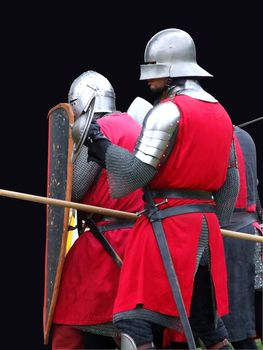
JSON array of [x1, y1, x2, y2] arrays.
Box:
[[134, 101, 180, 168]]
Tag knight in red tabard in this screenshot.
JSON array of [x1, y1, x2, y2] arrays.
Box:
[[83, 29, 240, 349], [51, 71, 147, 349]]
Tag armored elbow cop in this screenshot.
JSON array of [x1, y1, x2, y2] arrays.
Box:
[[134, 101, 181, 168]]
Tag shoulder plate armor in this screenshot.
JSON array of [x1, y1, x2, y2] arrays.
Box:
[[168, 79, 217, 102], [134, 101, 180, 168], [127, 96, 153, 125]]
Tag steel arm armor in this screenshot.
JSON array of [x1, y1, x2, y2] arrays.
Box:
[[134, 101, 181, 168]]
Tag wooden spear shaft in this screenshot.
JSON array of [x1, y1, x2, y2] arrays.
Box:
[[1, 188, 262, 243], [0, 188, 136, 220]]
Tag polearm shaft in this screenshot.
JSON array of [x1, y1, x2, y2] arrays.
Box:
[[221, 229, 262, 242], [237, 116, 263, 128], [0, 188, 136, 220], [1, 188, 262, 243]]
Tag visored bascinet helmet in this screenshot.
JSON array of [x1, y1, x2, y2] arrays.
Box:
[[68, 70, 116, 119], [140, 28, 212, 80]]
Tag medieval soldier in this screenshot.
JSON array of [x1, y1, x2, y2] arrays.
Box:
[[221, 125, 263, 349], [51, 70, 147, 349], [81, 29, 240, 349]]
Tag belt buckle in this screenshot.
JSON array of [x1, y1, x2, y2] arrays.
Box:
[[136, 198, 168, 216]]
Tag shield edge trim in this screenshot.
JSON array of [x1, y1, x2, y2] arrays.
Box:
[[43, 103, 74, 345]]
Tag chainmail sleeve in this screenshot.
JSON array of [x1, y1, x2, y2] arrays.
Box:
[[213, 141, 240, 227], [256, 187, 263, 223], [105, 144, 156, 198], [72, 145, 101, 202]]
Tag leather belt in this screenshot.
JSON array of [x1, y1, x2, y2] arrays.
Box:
[[147, 203, 215, 221], [151, 189, 214, 200], [222, 211, 257, 231], [143, 185, 197, 349], [97, 219, 134, 234]]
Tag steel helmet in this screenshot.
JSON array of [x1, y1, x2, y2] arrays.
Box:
[[140, 28, 212, 80], [68, 70, 116, 119]]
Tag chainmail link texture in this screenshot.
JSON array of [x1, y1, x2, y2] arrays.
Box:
[[254, 227, 263, 290], [75, 323, 119, 337], [72, 145, 101, 202], [106, 144, 156, 198], [196, 215, 210, 271], [213, 142, 240, 227], [256, 191, 263, 223], [113, 308, 183, 333]]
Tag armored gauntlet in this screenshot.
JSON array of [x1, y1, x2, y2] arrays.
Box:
[[84, 120, 111, 168]]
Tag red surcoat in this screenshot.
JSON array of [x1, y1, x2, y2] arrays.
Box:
[[113, 95, 234, 319], [53, 113, 144, 325]]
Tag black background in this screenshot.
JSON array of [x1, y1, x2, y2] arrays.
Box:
[[1, 4, 262, 349]]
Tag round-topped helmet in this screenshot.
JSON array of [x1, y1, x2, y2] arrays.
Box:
[[68, 70, 116, 119], [140, 28, 212, 80]]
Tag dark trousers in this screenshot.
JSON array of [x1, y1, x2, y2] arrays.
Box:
[[189, 266, 229, 348]]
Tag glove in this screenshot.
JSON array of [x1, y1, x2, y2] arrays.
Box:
[[84, 120, 112, 168], [84, 119, 107, 145]]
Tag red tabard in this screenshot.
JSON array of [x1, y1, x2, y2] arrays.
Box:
[[113, 95, 234, 319], [53, 113, 144, 325]]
